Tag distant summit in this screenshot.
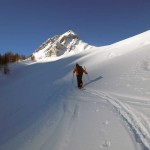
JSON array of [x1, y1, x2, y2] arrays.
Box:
[[32, 30, 94, 60]]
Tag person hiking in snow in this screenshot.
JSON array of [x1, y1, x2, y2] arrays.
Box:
[[73, 63, 88, 89]]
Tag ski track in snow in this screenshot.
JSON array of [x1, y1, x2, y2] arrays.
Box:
[[83, 88, 150, 150], [1, 30, 150, 150]]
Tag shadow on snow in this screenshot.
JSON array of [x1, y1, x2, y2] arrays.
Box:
[[84, 76, 103, 87]]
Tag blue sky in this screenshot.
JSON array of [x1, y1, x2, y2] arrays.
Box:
[[0, 0, 150, 56]]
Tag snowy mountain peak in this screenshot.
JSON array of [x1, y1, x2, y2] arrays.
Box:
[[63, 30, 77, 36], [1, 30, 150, 150], [32, 30, 94, 60]]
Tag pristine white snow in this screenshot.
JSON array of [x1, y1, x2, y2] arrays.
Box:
[[0, 30, 150, 150]]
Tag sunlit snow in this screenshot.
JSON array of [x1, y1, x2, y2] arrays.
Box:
[[0, 30, 150, 150]]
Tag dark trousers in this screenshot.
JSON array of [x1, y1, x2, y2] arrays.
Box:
[[77, 75, 83, 88]]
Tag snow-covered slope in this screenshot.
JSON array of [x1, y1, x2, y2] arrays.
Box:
[[0, 30, 150, 150], [32, 30, 94, 60]]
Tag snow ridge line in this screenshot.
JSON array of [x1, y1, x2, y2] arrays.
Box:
[[84, 89, 150, 150]]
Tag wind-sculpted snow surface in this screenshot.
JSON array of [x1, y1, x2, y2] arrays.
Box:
[[84, 89, 150, 150], [0, 30, 150, 150]]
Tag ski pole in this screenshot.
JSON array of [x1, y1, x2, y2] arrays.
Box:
[[86, 74, 90, 81], [72, 73, 74, 85], [84, 66, 90, 81]]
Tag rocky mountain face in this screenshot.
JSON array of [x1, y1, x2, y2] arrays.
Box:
[[32, 30, 94, 60]]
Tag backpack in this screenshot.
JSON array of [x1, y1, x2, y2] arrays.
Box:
[[77, 65, 83, 76]]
